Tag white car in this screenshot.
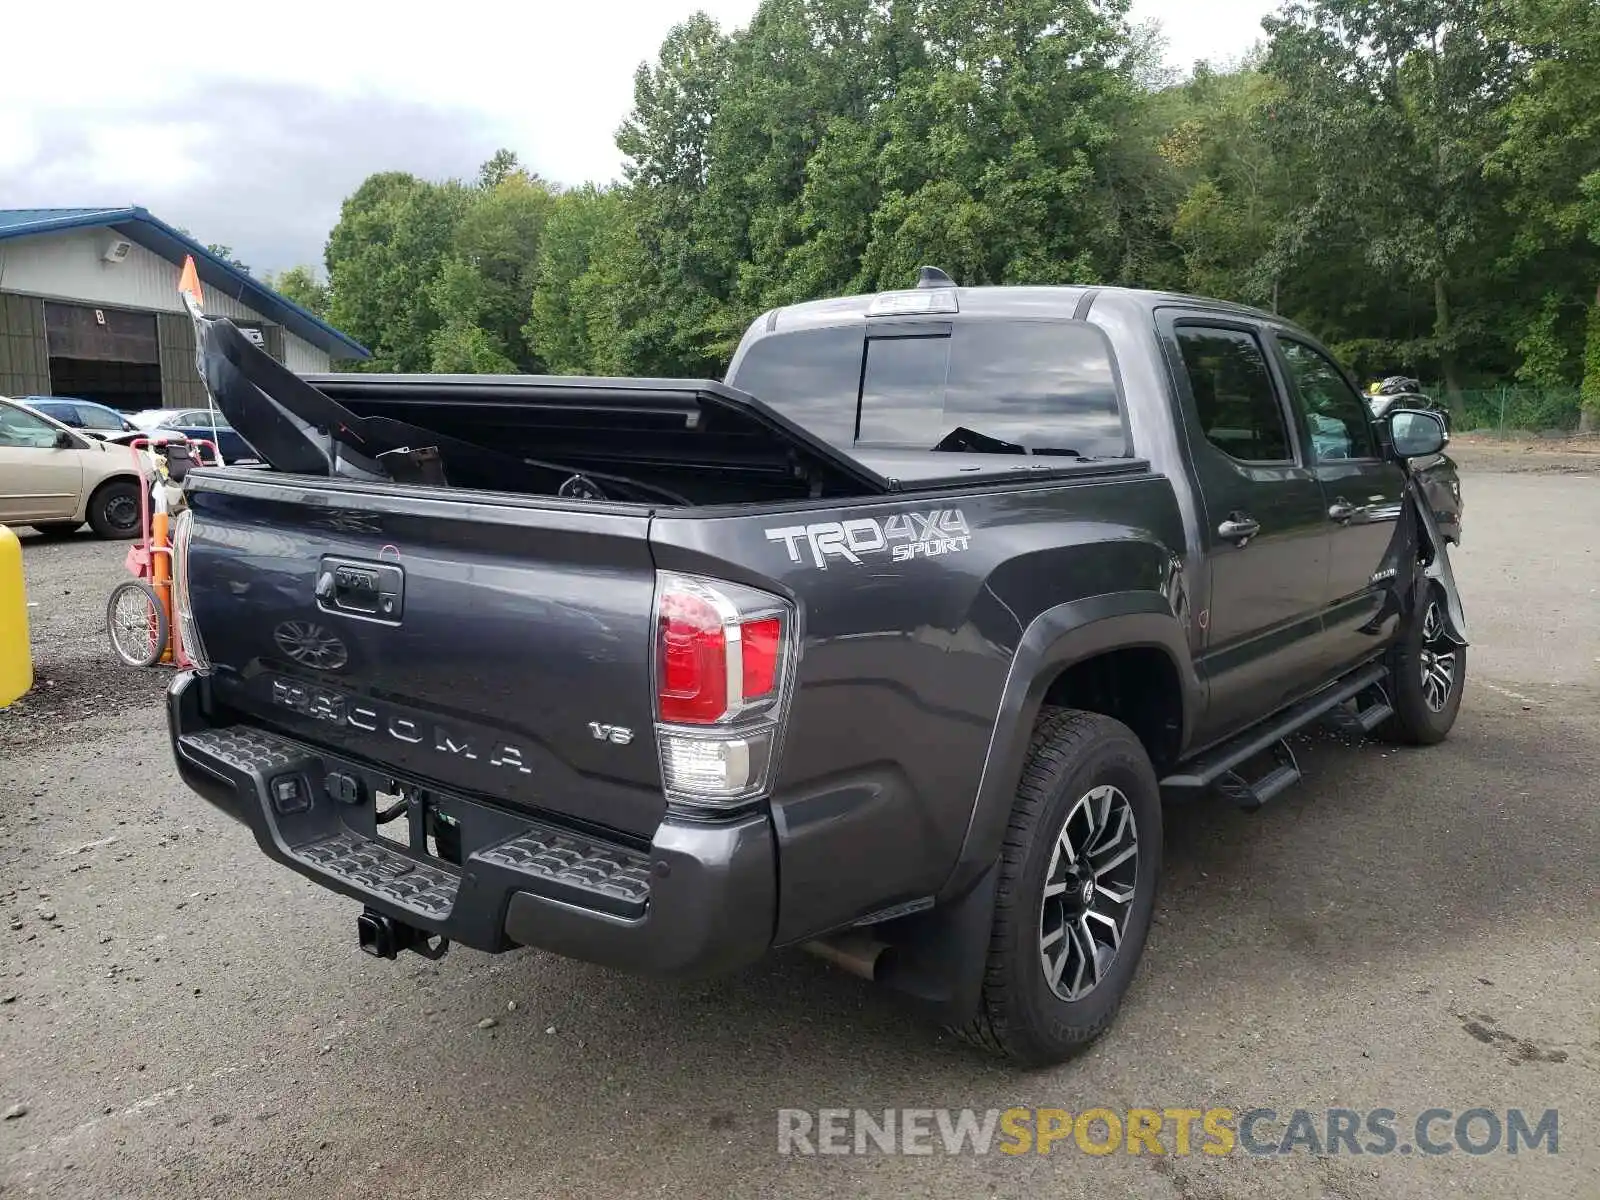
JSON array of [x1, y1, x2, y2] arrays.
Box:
[[0, 395, 146, 539]]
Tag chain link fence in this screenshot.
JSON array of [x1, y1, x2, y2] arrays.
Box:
[[1423, 385, 1587, 434]]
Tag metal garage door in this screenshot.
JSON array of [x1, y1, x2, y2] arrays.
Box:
[[157, 311, 208, 409], [0, 294, 50, 396]]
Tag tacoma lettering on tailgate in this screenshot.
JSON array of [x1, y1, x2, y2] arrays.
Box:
[[270, 678, 533, 774]]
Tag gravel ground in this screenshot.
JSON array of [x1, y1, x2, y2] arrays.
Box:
[[2, 445, 1597, 1199]]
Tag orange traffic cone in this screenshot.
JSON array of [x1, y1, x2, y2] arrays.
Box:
[[178, 255, 203, 305]]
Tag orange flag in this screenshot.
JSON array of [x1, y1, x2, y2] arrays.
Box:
[[177, 255, 203, 304]]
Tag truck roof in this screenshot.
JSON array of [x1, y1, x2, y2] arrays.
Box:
[[756, 283, 1284, 335]]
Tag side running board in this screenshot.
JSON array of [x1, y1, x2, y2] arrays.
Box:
[[1161, 663, 1390, 808]]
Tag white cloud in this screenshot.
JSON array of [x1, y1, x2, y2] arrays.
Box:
[[1, 0, 1274, 271]]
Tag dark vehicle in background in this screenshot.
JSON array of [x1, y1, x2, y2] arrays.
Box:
[[165, 276, 1466, 1066], [19, 396, 139, 440], [117, 407, 257, 463], [1367, 377, 1453, 431]]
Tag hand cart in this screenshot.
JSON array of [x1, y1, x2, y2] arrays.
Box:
[[105, 435, 218, 668]]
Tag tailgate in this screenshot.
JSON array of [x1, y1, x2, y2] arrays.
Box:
[[184, 472, 666, 839]]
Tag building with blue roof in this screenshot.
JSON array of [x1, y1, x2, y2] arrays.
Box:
[[0, 207, 368, 411]]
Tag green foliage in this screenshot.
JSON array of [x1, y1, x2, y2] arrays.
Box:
[[322, 154, 557, 373], [527, 186, 635, 375], [205, 243, 251, 273], [306, 0, 1600, 413], [325, 171, 475, 371], [1515, 293, 1569, 387], [1584, 303, 1600, 428], [261, 266, 330, 320]]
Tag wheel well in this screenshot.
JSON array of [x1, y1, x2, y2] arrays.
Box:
[[88, 474, 140, 500], [1039, 647, 1183, 773], [84, 473, 140, 521]]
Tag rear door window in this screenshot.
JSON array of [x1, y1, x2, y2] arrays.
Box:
[[38, 402, 80, 426], [1172, 326, 1293, 464]]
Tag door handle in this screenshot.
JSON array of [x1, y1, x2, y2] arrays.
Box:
[[1328, 499, 1360, 523], [1217, 514, 1261, 546]]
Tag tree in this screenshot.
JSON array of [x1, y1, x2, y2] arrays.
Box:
[[1160, 64, 1289, 307], [444, 169, 557, 371], [478, 148, 522, 189], [205, 244, 251, 273], [528, 185, 635, 374], [1262, 0, 1522, 410], [304, 0, 1600, 423], [324, 171, 475, 371], [1489, 0, 1600, 426], [261, 265, 331, 319], [614, 12, 736, 375]]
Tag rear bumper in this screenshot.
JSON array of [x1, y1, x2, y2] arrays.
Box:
[[166, 672, 776, 976]]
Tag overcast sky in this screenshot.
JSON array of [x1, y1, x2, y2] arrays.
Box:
[[0, 0, 1274, 277]]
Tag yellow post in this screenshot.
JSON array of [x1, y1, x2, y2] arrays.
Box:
[[0, 525, 32, 707]]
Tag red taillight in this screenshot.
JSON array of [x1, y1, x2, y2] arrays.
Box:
[[654, 574, 790, 727], [739, 617, 781, 700], [653, 572, 795, 808], [657, 590, 728, 724]]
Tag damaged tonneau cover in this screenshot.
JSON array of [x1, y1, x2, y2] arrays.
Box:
[[192, 314, 1138, 498]]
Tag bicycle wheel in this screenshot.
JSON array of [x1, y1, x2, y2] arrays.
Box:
[[106, 580, 169, 668]]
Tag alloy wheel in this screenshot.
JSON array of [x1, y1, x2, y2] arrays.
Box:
[[1038, 784, 1140, 1002], [1418, 601, 1458, 713]]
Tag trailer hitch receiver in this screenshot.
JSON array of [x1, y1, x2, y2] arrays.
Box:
[[357, 908, 450, 960]]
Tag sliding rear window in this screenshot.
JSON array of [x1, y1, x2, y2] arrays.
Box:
[[859, 320, 1126, 457], [731, 318, 1127, 458]]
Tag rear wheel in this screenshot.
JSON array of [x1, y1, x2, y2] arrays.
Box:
[[954, 709, 1162, 1066], [87, 480, 142, 540], [106, 580, 168, 668], [1379, 584, 1466, 745]]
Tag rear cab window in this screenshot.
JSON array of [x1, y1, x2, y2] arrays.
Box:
[[729, 318, 1130, 459]]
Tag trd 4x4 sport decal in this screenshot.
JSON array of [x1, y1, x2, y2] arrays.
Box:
[[765, 509, 972, 570]]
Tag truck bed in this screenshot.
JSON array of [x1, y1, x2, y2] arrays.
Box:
[[195, 315, 1145, 508]]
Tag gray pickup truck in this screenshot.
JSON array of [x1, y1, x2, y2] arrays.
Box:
[[165, 272, 1465, 1066]]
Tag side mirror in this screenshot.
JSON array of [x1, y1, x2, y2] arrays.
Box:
[[1388, 408, 1447, 459], [53, 429, 76, 449]]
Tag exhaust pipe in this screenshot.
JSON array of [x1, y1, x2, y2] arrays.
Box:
[[801, 930, 889, 981]]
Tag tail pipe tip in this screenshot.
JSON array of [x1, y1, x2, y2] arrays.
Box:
[[800, 930, 889, 982]]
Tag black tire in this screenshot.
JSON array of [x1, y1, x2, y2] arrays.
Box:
[[86, 479, 142, 540], [1378, 584, 1466, 745], [106, 580, 169, 668], [954, 708, 1162, 1067]]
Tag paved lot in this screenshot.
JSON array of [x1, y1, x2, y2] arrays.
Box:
[[2, 447, 1597, 1199]]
